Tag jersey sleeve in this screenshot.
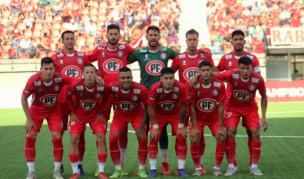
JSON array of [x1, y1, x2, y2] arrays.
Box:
[[63, 75, 77, 85], [207, 57, 215, 66], [258, 77, 266, 96], [178, 84, 188, 103], [171, 56, 179, 71], [86, 47, 98, 62], [140, 86, 149, 106], [127, 49, 139, 63], [83, 54, 92, 65], [125, 44, 136, 56], [98, 83, 110, 115], [147, 86, 157, 105], [50, 53, 57, 61], [217, 55, 226, 71], [252, 56, 260, 72], [66, 82, 76, 114], [167, 48, 180, 59], [22, 80, 35, 98], [218, 82, 226, 102], [188, 88, 196, 104], [216, 70, 231, 81]]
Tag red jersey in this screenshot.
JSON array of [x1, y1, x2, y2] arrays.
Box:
[[67, 79, 109, 121], [22, 72, 75, 116], [217, 51, 260, 72], [109, 81, 148, 119], [87, 43, 135, 83], [216, 70, 266, 107], [188, 76, 225, 122], [51, 50, 91, 103], [172, 51, 214, 83], [147, 80, 188, 115]]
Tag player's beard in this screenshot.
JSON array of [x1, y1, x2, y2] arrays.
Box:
[[148, 41, 159, 48], [108, 38, 119, 46], [234, 44, 244, 52]]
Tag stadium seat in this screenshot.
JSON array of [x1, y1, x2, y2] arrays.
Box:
[[46, 16, 53, 23], [52, 30, 60, 38], [300, 17, 304, 24], [54, 15, 62, 22], [81, 8, 89, 15], [77, 36, 86, 46], [81, 15, 90, 23], [17, 23, 26, 31], [24, 29, 32, 37], [91, 1, 99, 8], [90, 16, 98, 22], [31, 0, 39, 4], [90, 8, 98, 16], [52, 23, 61, 30], [1, 52, 9, 59], [98, 15, 106, 22], [2, 11, 10, 18], [38, 51, 47, 58], [86, 37, 95, 46], [99, 2, 107, 9], [34, 23, 43, 31], [99, 9, 107, 15], [61, 22, 70, 30], [300, 10, 304, 17], [32, 30, 41, 38]]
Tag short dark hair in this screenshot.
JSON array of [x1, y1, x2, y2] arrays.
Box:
[[186, 29, 199, 38], [83, 64, 96, 72], [199, 60, 212, 69], [41, 57, 54, 67], [119, 67, 132, 73], [231, 30, 244, 39], [61, 30, 75, 41], [107, 24, 120, 33], [146, 25, 160, 35], [238, 56, 252, 65], [161, 67, 175, 76]]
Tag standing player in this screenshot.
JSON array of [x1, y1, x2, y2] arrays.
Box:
[[87, 24, 136, 176], [171, 29, 217, 173], [108, 67, 149, 178], [67, 64, 109, 179], [146, 68, 188, 178], [21, 57, 76, 179], [188, 61, 226, 176], [127, 25, 213, 173], [51, 30, 92, 176], [213, 57, 268, 175]]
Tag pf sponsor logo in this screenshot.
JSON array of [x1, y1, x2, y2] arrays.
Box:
[[103, 58, 123, 74], [159, 101, 175, 111], [40, 94, 58, 107], [80, 100, 97, 111], [145, 61, 165, 75], [62, 65, 82, 78], [197, 98, 217, 112], [183, 67, 199, 82], [233, 90, 252, 101], [118, 101, 137, 111]]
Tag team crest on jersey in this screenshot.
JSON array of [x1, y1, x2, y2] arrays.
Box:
[[197, 98, 217, 112], [96, 93, 101, 99], [118, 101, 136, 112], [112, 86, 119, 92], [97, 86, 104, 91], [249, 85, 256, 91], [134, 89, 141, 94], [55, 78, 62, 83], [40, 94, 58, 107], [76, 85, 83, 91], [213, 89, 219, 96], [80, 100, 97, 111], [160, 53, 167, 59], [119, 44, 125, 49], [54, 85, 60, 92], [62, 65, 82, 78], [232, 74, 239, 79], [233, 90, 252, 102], [103, 58, 123, 74], [247, 55, 254, 60], [183, 67, 199, 82], [68, 90, 72, 95], [214, 82, 221, 88], [39, 88, 42, 93], [24, 88, 29, 93], [156, 88, 163, 93], [179, 54, 185, 58], [150, 95, 155, 100], [117, 51, 123, 57], [144, 54, 149, 61], [173, 87, 179, 92], [159, 101, 175, 111], [225, 54, 232, 59], [145, 61, 165, 75], [77, 58, 83, 64], [172, 94, 178, 100], [34, 81, 41, 86], [132, 96, 138, 101], [252, 78, 259, 83]]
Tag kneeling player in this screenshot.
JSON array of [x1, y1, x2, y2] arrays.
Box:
[[108, 67, 149, 178], [189, 61, 226, 176], [214, 56, 268, 175], [67, 64, 109, 179], [146, 67, 188, 178]]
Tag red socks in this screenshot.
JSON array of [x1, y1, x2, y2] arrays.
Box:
[[200, 134, 205, 157], [119, 128, 128, 149], [190, 143, 201, 169], [176, 135, 187, 160], [148, 136, 159, 160], [78, 132, 85, 162], [214, 142, 225, 168], [226, 139, 236, 165], [98, 153, 107, 163], [69, 154, 79, 163], [109, 134, 120, 165], [251, 141, 262, 165], [52, 138, 64, 162], [25, 136, 36, 162], [248, 138, 253, 166], [138, 135, 148, 165]]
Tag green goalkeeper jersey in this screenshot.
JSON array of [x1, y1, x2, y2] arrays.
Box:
[[127, 47, 179, 90]]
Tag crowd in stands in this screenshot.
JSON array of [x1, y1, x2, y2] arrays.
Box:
[[206, 0, 304, 54], [0, 0, 180, 59]]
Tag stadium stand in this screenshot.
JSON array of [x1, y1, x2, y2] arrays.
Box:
[[0, 0, 181, 59]]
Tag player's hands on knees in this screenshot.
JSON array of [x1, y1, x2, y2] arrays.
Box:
[[96, 76, 104, 86], [96, 115, 106, 123], [261, 118, 268, 132], [150, 128, 160, 141], [190, 127, 200, 141], [200, 47, 212, 58], [136, 125, 146, 141], [216, 127, 227, 140], [177, 127, 188, 138], [70, 113, 80, 123], [25, 117, 36, 135]]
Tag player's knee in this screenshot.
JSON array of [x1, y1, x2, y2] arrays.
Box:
[[246, 129, 253, 138], [227, 130, 236, 139], [251, 129, 260, 139], [216, 135, 226, 143], [70, 135, 80, 145], [51, 131, 62, 139], [97, 134, 106, 143], [109, 134, 119, 144]]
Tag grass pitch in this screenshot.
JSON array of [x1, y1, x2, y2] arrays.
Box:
[[0, 102, 304, 179]]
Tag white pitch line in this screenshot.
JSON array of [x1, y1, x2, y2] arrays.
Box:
[[259, 111, 304, 114]]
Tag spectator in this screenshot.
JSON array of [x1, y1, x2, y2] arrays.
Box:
[[6, 20, 15, 34], [35, 8, 45, 21], [232, 2, 244, 20], [248, 21, 256, 37], [168, 32, 178, 45], [18, 36, 31, 56], [261, 2, 268, 14], [71, 2, 80, 23], [78, 21, 86, 36], [69, 19, 79, 33], [251, 3, 262, 17], [61, 3, 70, 22], [86, 20, 97, 36], [1, 29, 11, 44], [210, 40, 223, 54], [28, 44, 37, 58], [213, 32, 223, 44], [252, 38, 264, 54], [279, 8, 291, 24], [122, 33, 131, 44], [38, 37, 50, 56], [10, 0, 20, 16], [52, 1, 62, 16], [222, 32, 231, 44], [24, 16, 34, 29], [39, 0, 48, 8], [0, 21, 5, 36], [168, 26, 177, 36], [10, 35, 20, 48], [8, 43, 18, 59], [291, 15, 300, 27]]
